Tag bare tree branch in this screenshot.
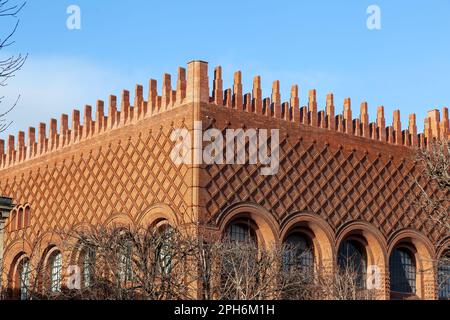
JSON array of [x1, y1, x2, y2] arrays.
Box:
[[0, 0, 27, 133]]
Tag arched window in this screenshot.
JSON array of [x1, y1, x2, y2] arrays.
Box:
[[81, 247, 96, 288], [118, 239, 133, 282], [338, 239, 367, 288], [158, 225, 175, 275], [226, 221, 256, 243], [9, 209, 16, 232], [48, 251, 63, 293], [222, 220, 258, 299], [283, 233, 314, 270], [389, 248, 416, 294], [24, 206, 30, 227], [438, 252, 449, 300], [17, 208, 23, 230], [17, 257, 30, 300]]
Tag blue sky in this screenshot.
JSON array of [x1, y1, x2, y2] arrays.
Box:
[[1, 0, 450, 138]]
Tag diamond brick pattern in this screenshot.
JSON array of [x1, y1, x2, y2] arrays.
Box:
[[204, 130, 447, 244], [0, 124, 190, 249]]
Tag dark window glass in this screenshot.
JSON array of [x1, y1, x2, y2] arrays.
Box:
[[283, 233, 314, 270], [227, 223, 255, 243], [338, 240, 367, 288], [389, 248, 416, 294], [83, 247, 96, 287], [438, 254, 449, 300], [158, 225, 175, 275], [19, 258, 30, 300], [49, 251, 62, 292]]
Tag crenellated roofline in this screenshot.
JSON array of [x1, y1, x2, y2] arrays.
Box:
[[0, 60, 448, 169]]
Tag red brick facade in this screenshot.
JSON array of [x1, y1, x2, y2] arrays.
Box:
[[0, 61, 448, 299]]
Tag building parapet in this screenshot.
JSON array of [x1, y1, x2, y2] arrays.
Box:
[[0, 60, 448, 169]]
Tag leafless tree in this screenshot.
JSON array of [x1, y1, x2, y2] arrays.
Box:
[[0, 0, 27, 132], [61, 225, 198, 300], [2, 223, 379, 300], [414, 139, 449, 299]]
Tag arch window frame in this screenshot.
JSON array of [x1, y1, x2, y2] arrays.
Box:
[[389, 246, 416, 295], [225, 219, 257, 244], [48, 250, 63, 293], [438, 254, 450, 300], [337, 238, 368, 289], [283, 231, 315, 271], [80, 246, 96, 288]]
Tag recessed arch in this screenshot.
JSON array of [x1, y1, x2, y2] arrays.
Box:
[[388, 228, 437, 300], [103, 212, 134, 229], [336, 220, 388, 267], [437, 243, 449, 300], [436, 237, 450, 259], [135, 203, 179, 229], [336, 220, 389, 298], [3, 239, 33, 273], [217, 202, 279, 249], [7, 252, 30, 299], [280, 212, 335, 271], [40, 245, 63, 294]]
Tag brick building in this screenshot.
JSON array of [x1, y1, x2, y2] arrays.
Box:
[[0, 60, 448, 300]]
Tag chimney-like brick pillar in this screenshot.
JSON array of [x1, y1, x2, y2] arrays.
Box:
[[308, 90, 318, 126], [38, 123, 47, 154], [353, 118, 361, 136], [135, 85, 144, 118], [283, 102, 290, 121], [387, 126, 394, 144], [377, 106, 386, 142], [424, 117, 433, 148], [148, 80, 158, 115], [336, 115, 344, 133], [84, 105, 92, 138], [428, 109, 441, 140], [121, 90, 130, 124], [7, 135, 15, 163], [18, 131, 25, 161], [263, 98, 272, 117], [96, 100, 105, 133], [186, 60, 209, 104], [393, 110, 402, 145], [162, 74, 172, 111], [0, 140, 4, 163], [361, 102, 370, 138], [272, 80, 281, 118], [244, 93, 252, 112], [326, 93, 335, 130], [233, 71, 243, 110], [176, 67, 187, 105], [343, 98, 352, 134], [291, 85, 300, 123], [318, 111, 326, 128], [409, 114, 418, 147], [253, 76, 262, 115], [72, 110, 80, 143], [213, 66, 223, 106], [108, 96, 117, 129], [224, 89, 232, 107], [441, 107, 449, 139], [49, 119, 57, 150], [28, 127, 36, 157]]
